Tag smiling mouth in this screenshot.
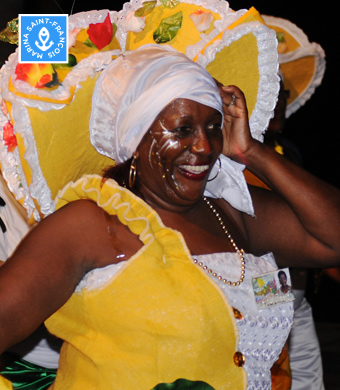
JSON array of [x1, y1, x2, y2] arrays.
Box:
[[178, 164, 210, 180]]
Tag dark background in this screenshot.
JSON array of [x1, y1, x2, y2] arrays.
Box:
[[1, 0, 339, 387]]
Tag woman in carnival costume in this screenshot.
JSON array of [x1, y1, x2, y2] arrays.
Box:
[[0, 1, 340, 389]]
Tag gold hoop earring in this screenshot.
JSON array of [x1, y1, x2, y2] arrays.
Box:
[[207, 157, 221, 182], [129, 156, 137, 188]]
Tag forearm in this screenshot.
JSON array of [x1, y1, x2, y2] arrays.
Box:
[[243, 140, 340, 263]]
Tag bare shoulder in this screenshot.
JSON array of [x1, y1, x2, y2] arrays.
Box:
[[37, 199, 110, 239], [44, 199, 143, 266], [52, 198, 107, 221], [244, 184, 307, 259], [17, 200, 123, 270], [0, 200, 120, 351]]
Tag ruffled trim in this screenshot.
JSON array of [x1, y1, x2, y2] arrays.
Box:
[[185, 9, 249, 60], [68, 9, 119, 36], [280, 44, 326, 118], [0, 10, 125, 220], [0, 93, 37, 219], [1, 58, 56, 220], [56, 174, 156, 243], [195, 21, 279, 141], [3, 52, 121, 109], [56, 174, 203, 267], [262, 15, 326, 118], [262, 15, 310, 46]]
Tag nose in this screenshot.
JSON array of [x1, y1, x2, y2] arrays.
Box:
[[190, 129, 213, 156]]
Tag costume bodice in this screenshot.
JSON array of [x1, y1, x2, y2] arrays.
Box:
[[45, 175, 293, 390], [45, 175, 246, 390], [73, 250, 293, 390]]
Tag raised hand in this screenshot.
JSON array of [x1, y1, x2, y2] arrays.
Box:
[[219, 84, 257, 164]]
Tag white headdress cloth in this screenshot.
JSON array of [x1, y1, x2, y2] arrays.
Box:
[[90, 44, 254, 215], [90, 44, 223, 163]]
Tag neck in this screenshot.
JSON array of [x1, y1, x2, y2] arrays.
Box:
[[137, 186, 202, 214]]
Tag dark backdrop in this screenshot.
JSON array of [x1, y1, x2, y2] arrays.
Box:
[[1, 0, 339, 187]]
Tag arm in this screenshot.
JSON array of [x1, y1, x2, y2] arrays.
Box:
[[220, 85, 340, 267], [0, 200, 118, 354]]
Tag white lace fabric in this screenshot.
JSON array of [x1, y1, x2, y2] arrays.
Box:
[[77, 251, 293, 390]]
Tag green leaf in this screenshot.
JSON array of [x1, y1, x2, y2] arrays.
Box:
[[84, 37, 98, 49], [135, 1, 157, 17], [153, 11, 183, 44], [160, 0, 180, 8], [52, 54, 77, 69], [277, 32, 285, 43], [112, 22, 118, 37]]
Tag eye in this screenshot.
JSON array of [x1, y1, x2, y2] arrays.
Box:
[[172, 126, 192, 138], [206, 123, 222, 134]]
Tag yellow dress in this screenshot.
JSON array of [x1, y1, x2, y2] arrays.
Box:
[[45, 175, 246, 390], [0, 375, 12, 390]]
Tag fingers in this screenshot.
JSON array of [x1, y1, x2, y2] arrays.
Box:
[[227, 93, 237, 107], [220, 85, 247, 112]]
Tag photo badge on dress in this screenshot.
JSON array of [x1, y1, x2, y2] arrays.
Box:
[[252, 267, 295, 309]]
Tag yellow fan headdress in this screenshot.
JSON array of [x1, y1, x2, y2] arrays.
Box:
[[0, 10, 122, 221], [262, 15, 325, 118], [0, 1, 279, 222]]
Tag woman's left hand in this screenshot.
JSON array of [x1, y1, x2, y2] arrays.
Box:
[[218, 85, 257, 164]]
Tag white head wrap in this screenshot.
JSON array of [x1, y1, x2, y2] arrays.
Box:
[[90, 44, 255, 216], [90, 44, 223, 163]]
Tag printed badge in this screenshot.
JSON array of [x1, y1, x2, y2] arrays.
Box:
[[252, 268, 295, 309], [19, 14, 68, 63]]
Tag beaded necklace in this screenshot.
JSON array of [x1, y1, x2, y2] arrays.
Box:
[[192, 197, 246, 286]]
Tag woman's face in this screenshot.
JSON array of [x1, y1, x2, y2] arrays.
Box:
[[136, 98, 223, 210], [279, 273, 287, 286]]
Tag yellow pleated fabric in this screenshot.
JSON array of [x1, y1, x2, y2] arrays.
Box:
[[203, 7, 265, 122], [126, 5, 266, 121], [0, 375, 12, 390], [45, 175, 246, 390], [265, 23, 316, 108], [126, 3, 221, 53]]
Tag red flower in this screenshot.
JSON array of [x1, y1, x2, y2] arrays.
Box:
[[87, 13, 113, 50], [3, 121, 17, 152], [15, 63, 58, 88]]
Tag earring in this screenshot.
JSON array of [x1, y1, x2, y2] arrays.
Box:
[[207, 157, 221, 182], [129, 156, 137, 188]]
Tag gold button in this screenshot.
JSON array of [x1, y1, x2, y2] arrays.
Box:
[[232, 307, 243, 320], [233, 351, 245, 367]]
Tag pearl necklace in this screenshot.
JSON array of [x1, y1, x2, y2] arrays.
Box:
[[193, 197, 246, 286]]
